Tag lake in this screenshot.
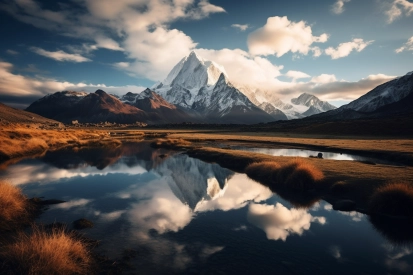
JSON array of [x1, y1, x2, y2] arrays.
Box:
[[0, 142, 411, 274]]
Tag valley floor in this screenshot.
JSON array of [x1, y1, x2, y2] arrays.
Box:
[[1, 126, 413, 273], [1, 125, 413, 206]]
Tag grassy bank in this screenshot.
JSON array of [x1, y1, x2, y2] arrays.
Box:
[[153, 138, 413, 216], [0, 126, 128, 163], [164, 131, 413, 165]]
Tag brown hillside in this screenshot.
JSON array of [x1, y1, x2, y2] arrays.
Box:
[[0, 103, 61, 126]]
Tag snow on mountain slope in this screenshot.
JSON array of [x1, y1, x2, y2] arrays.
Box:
[[155, 51, 228, 108], [153, 51, 275, 123], [234, 84, 335, 119], [151, 51, 338, 122], [308, 71, 413, 121], [258, 102, 288, 120], [341, 72, 412, 113], [291, 93, 336, 111]]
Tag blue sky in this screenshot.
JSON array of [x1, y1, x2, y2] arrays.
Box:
[[0, 0, 412, 108]]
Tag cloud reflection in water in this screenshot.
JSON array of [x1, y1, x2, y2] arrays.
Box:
[[247, 203, 326, 241]]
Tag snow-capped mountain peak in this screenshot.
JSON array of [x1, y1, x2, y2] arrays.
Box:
[[151, 51, 338, 123], [291, 93, 336, 111], [153, 52, 274, 123], [161, 51, 227, 90]]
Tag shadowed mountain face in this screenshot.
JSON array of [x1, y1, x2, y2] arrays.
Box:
[[310, 72, 413, 121], [26, 90, 158, 124], [121, 89, 193, 123], [258, 102, 288, 121], [0, 102, 61, 125], [25, 91, 87, 119], [67, 90, 151, 123]]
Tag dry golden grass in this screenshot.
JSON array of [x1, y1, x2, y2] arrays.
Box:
[[167, 131, 413, 162], [1, 226, 92, 275], [245, 161, 281, 185], [282, 159, 324, 191], [0, 126, 122, 162], [368, 182, 413, 217], [0, 181, 28, 226], [151, 138, 192, 149], [245, 160, 323, 208], [245, 159, 324, 191], [173, 143, 413, 212]]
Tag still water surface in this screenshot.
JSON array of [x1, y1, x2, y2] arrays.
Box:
[[0, 143, 411, 274], [230, 146, 402, 166]]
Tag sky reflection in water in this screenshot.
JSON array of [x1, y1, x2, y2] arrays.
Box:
[[231, 147, 401, 166], [0, 143, 412, 274]]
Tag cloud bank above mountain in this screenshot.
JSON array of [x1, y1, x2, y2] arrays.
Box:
[[0, 0, 408, 108]]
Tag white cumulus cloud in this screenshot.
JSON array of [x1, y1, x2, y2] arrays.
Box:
[[231, 24, 249, 31], [30, 47, 91, 62], [94, 36, 124, 51], [311, 74, 338, 83], [325, 38, 374, 59], [395, 36, 413, 53], [285, 70, 311, 80], [196, 48, 284, 88], [247, 16, 329, 57], [0, 0, 226, 81], [247, 203, 326, 241], [331, 0, 351, 14], [0, 61, 146, 108], [386, 0, 413, 23]]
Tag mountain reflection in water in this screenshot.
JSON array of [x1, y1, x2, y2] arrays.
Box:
[[0, 142, 412, 274]]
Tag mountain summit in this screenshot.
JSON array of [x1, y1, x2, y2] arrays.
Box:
[[153, 51, 276, 123], [291, 93, 336, 116], [153, 51, 228, 108]]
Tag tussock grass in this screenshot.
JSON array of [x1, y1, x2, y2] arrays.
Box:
[[1, 226, 92, 275], [0, 181, 29, 230], [245, 161, 280, 184], [246, 159, 324, 191], [368, 182, 413, 217], [245, 160, 323, 208], [282, 159, 324, 191]]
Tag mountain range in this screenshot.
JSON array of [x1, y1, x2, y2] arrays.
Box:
[[20, 51, 412, 125], [309, 71, 413, 121]]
